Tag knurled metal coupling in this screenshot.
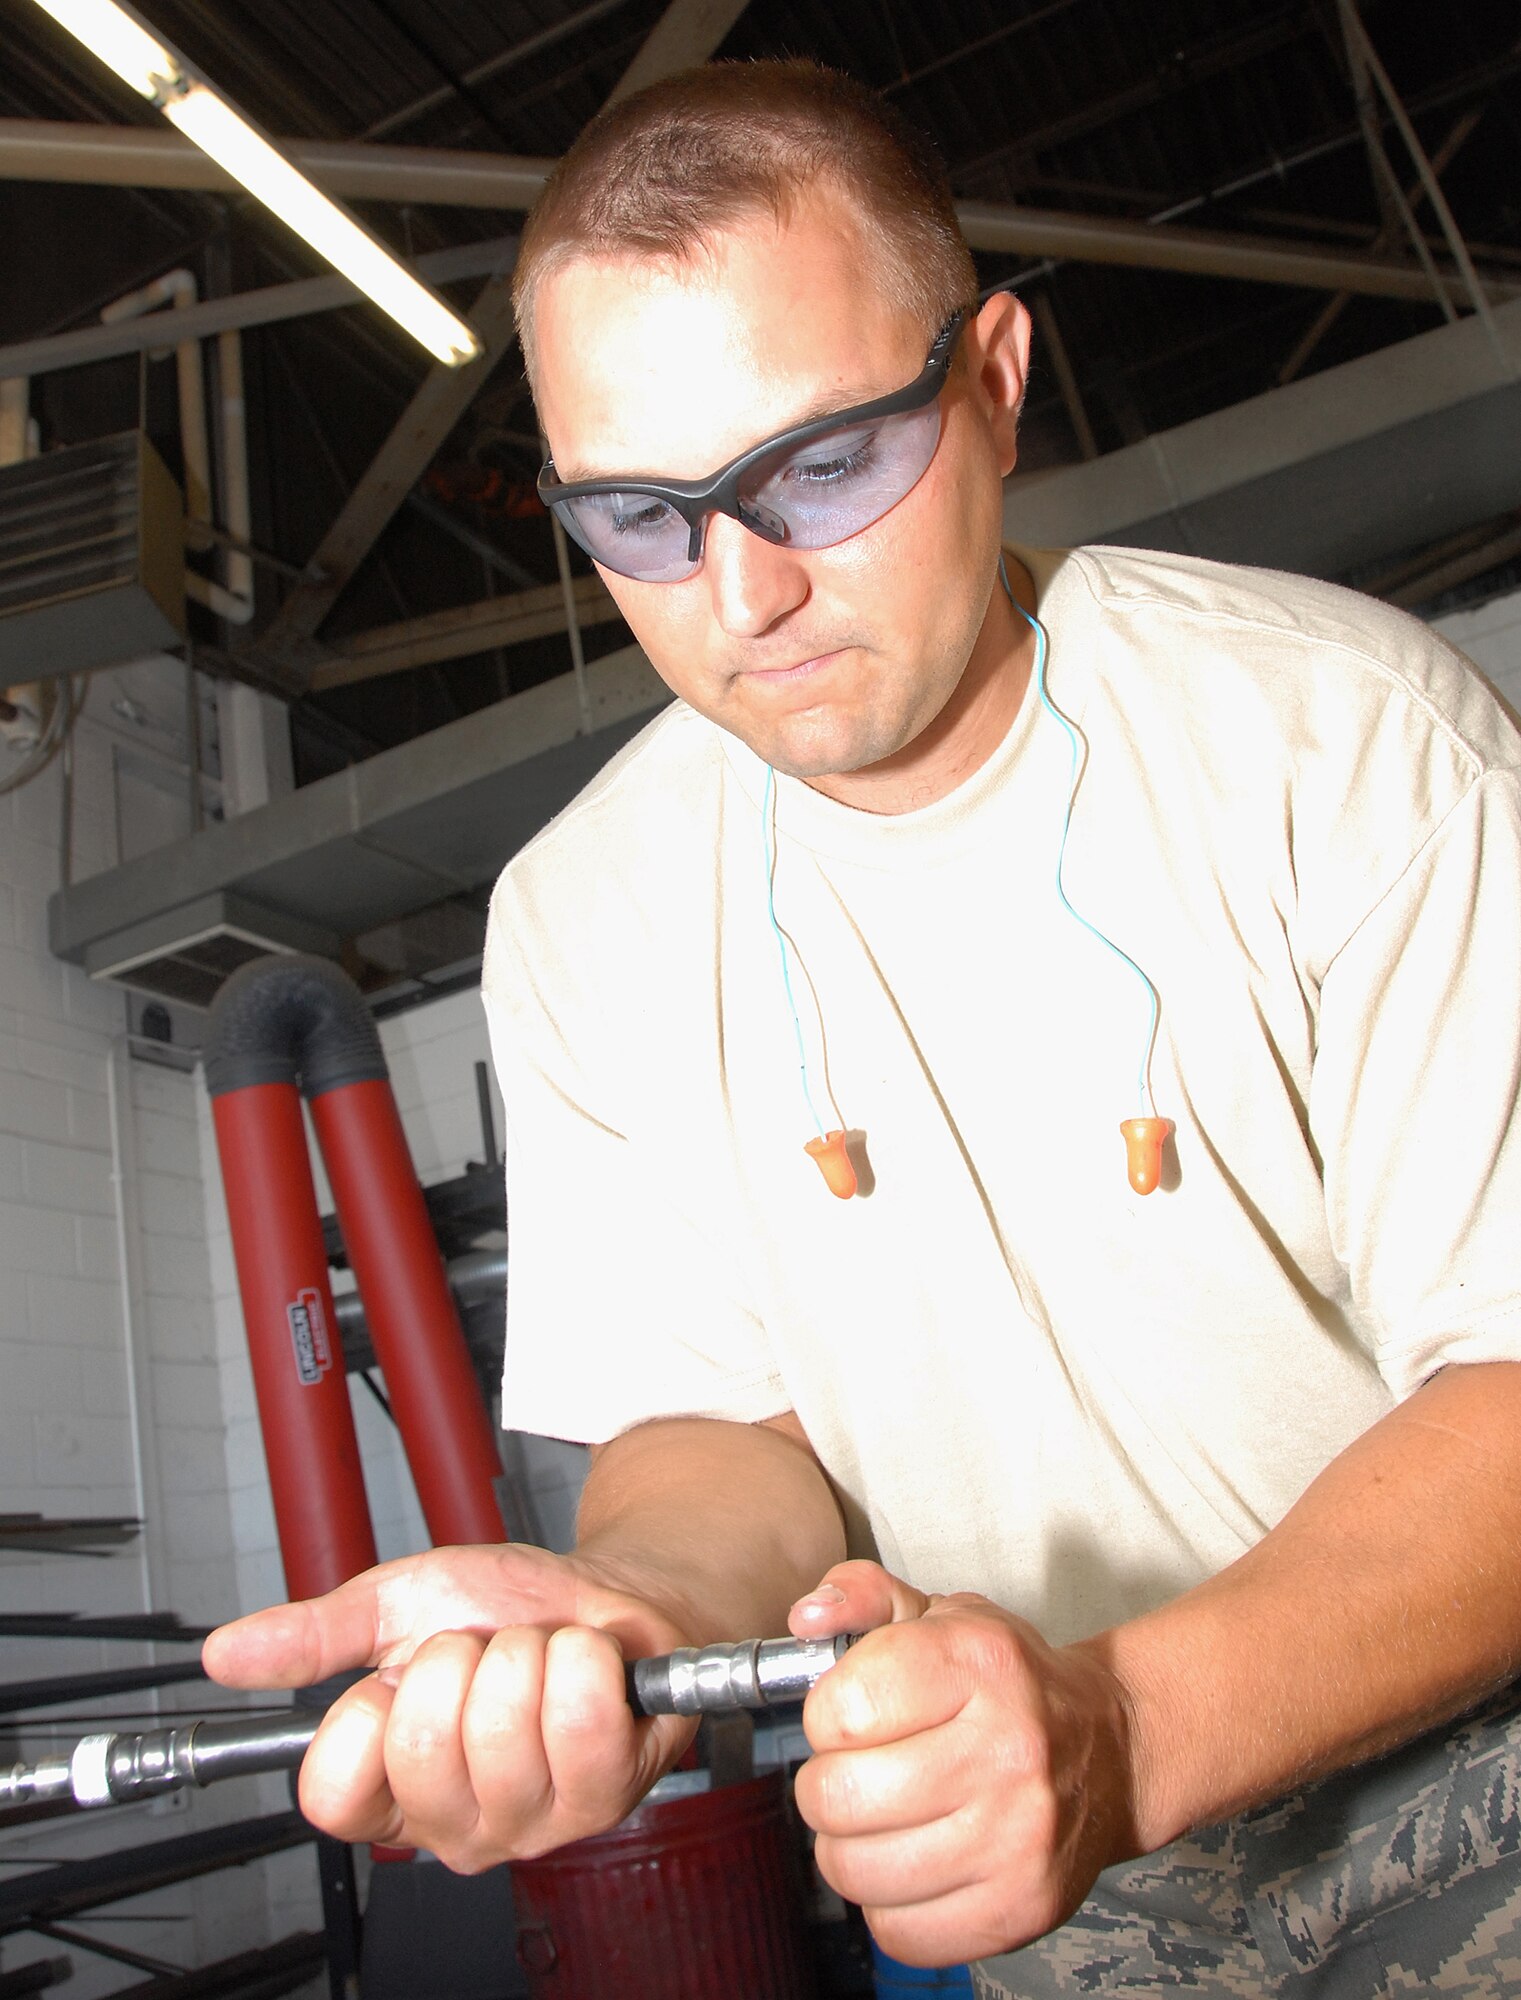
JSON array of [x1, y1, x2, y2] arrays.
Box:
[[70, 1723, 200, 1806], [631, 1633, 856, 1716]]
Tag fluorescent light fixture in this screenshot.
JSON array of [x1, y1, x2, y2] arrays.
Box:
[[30, 0, 483, 368], [29, 0, 174, 97], [162, 87, 482, 366]]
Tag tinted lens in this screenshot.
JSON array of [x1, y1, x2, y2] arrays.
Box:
[[740, 398, 944, 551], [555, 490, 700, 583]]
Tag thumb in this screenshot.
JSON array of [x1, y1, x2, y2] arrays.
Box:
[[787, 1558, 933, 1640], [202, 1571, 390, 1689]]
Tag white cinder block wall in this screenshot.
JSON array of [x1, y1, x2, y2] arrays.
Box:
[[2, 661, 308, 2000], [1433, 590, 1521, 712], [4, 582, 1519, 1992]]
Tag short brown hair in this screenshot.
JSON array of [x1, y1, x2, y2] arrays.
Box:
[[513, 59, 976, 382]]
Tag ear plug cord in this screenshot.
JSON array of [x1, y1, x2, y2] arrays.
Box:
[[763, 561, 1172, 1199], [1005, 564, 1171, 1194], [763, 762, 857, 1197]]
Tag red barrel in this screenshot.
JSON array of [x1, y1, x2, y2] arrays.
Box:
[[510, 1774, 817, 1999]]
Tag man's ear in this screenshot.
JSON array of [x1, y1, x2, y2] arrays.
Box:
[[968, 292, 1031, 478]]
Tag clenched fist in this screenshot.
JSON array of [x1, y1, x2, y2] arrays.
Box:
[[202, 1541, 699, 1870], [789, 1560, 1140, 1967]]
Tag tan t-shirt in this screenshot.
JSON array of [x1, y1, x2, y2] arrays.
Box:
[[482, 546, 1521, 1644]]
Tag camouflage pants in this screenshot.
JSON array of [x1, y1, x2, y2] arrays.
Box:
[[972, 1685, 1521, 1998]]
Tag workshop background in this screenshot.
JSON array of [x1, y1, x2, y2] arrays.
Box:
[[1, 1, 1519, 1996]]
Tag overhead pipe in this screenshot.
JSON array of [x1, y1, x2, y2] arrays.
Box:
[[2, 120, 1516, 309], [205, 956, 504, 1603], [100, 270, 254, 623]]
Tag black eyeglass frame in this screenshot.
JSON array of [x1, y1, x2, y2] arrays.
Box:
[[537, 308, 971, 569]]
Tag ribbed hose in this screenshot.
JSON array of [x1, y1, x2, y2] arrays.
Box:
[[206, 956, 505, 1590], [205, 954, 388, 1100]]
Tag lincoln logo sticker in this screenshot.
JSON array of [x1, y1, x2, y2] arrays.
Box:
[[287, 1287, 334, 1387]]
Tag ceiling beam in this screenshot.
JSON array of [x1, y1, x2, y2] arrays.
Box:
[[953, 201, 1516, 305], [310, 575, 623, 690], [0, 236, 518, 379], [1, 121, 1514, 312], [252, 266, 522, 679], [1277, 105, 1486, 384], [602, 0, 753, 108], [0, 119, 554, 206]]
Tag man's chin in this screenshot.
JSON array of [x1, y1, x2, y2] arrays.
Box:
[[745, 731, 888, 786]]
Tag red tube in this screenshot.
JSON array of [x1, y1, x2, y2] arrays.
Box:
[[211, 1083, 378, 1601], [310, 1080, 505, 1547]]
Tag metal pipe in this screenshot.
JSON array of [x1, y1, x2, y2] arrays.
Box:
[[100, 270, 256, 622], [0, 235, 518, 381], [102, 270, 213, 533], [215, 328, 254, 615], [2, 1634, 859, 1811], [0, 122, 1513, 310], [955, 197, 1506, 305], [0, 120, 554, 206]]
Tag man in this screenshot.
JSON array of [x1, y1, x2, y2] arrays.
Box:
[[206, 61, 1521, 1995]]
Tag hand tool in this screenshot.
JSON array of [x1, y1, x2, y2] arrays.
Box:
[[1, 1631, 859, 1811]]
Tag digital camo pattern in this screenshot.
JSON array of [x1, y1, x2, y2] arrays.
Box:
[[970, 1686, 1521, 1997]]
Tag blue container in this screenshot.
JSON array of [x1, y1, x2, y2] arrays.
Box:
[[870, 1940, 976, 1994]]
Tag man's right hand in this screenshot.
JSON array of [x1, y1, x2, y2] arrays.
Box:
[[201, 1543, 699, 1870]]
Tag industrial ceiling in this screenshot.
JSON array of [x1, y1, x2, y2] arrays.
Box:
[[3, 0, 1519, 1009]]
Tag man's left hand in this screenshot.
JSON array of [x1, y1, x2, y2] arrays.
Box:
[[790, 1560, 1139, 1968]]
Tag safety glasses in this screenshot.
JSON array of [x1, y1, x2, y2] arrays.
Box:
[[537, 309, 969, 583]]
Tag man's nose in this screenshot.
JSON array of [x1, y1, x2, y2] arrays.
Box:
[[702, 512, 809, 636]]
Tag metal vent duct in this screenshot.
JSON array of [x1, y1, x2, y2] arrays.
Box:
[[1006, 299, 1521, 574], [0, 432, 185, 681], [84, 891, 340, 1011], [50, 643, 670, 1007]]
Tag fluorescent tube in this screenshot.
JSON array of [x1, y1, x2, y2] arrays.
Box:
[[162, 86, 482, 366], [29, 0, 176, 98], [29, 0, 483, 367]]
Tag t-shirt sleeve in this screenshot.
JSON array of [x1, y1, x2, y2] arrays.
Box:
[[481, 886, 789, 1445], [1312, 766, 1521, 1399]]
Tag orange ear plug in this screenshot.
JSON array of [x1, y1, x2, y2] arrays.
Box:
[[805, 1130, 857, 1199], [1119, 1116, 1171, 1196]]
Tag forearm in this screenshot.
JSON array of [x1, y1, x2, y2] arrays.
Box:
[[574, 1414, 848, 1645], [1085, 1360, 1521, 1855]]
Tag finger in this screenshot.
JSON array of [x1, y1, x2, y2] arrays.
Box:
[[541, 1626, 692, 1825], [788, 1559, 933, 1640], [796, 1723, 966, 1839], [298, 1674, 404, 1845], [461, 1625, 556, 1843], [383, 1630, 491, 1858], [203, 1564, 408, 1688], [804, 1598, 1016, 1750], [813, 1810, 979, 1918]]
